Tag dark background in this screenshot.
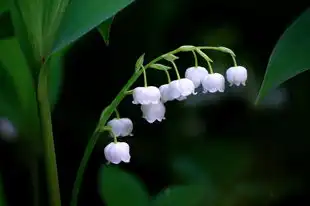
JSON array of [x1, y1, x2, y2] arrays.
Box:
[[1, 0, 310, 205]]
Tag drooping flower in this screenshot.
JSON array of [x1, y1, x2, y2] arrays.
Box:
[[159, 84, 174, 103], [226, 66, 247, 86], [104, 142, 131, 164], [141, 102, 166, 123], [185, 66, 209, 88], [132, 86, 161, 105], [107, 118, 133, 137], [0, 117, 17, 141], [202, 73, 225, 93], [168, 78, 196, 101]]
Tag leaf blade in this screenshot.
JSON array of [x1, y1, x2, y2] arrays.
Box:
[[52, 0, 134, 54], [98, 16, 114, 45], [98, 165, 149, 206], [256, 8, 310, 104]]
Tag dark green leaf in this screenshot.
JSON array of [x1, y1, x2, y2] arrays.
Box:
[[0, 37, 40, 146], [98, 165, 149, 206], [162, 53, 179, 62], [0, 11, 14, 39], [256, 8, 310, 104], [10, 0, 70, 71], [151, 185, 205, 206], [195, 49, 213, 62], [98, 16, 114, 45], [47, 46, 70, 109], [52, 0, 134, 54], [150, 63, 171, 71], [0, 0, 8, 15], [135, 53, 145, 71]]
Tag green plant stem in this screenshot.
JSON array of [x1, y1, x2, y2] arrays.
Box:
[[38, 64, 61, 206], [164, 69, 171, 83], [207, 60, 214, 73], [70, 46, 183, 206], [191, 50, 198, 67], [114, 108, 120, 118], [31, 160, 40, 206], [171, 61, 181, 79], [231, 54, 237, 66], [142, 66, 147, 87]]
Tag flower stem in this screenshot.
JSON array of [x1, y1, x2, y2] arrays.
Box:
[[164, 69, 171, 83], [38, 64, 61, 206], [231, 54, 237, 67], [171, 61, 181, 79], [207, 60, 214, 74], [142, 66, 147, 87], [191, 50, 198, 67], [114, 108, 120, 119], [70, 46, 186, 206]]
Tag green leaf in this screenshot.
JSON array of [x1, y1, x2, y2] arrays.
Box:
[[52, 0, 134, 54], [0, 0, 8, 15], [98, 165, 149, 206], [0, 11, 14, 39], [47, 47, 69, 109], [10, 0, 70, 71], [98, 16, 114, 45], [256, 8, 310, 104], [135, 53, 145, 71], [151, 185, 205, 206], [150, 63, 171, 71], [195, 49, 213, 62], [162, 53, 179, 62], [0, 37, 40, 146]]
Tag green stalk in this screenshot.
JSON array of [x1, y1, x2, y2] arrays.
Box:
[[70, 46, 184, 206], [37, 64, 61, 206]]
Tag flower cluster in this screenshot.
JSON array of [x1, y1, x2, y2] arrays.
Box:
[[103, 46, 247, 164]]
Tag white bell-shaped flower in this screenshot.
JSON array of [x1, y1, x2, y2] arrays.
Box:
[[185, 66, 209, 88], [107, 118, 133, 137], [202, 73, 225, 93], [104, 141, 131, 164], [132, 86, 161, 105], [169, 78, 196, 101], [159, 84, 174, 103], [141, 102, 166, 123], [226, 66, 247, 86], [0, 118, 17, 141]]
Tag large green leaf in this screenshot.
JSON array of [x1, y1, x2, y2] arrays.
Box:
[[98, 16, 114, 45], [10, 0, 69, 72], [151, 185, 205, 206], [255, 8, 310, 104], [0, 37, 40, 147], [0, 11, 14, 39], [47, 46, 71, 109], [98, 165, 149, 206], [0, 0, 8, 14], [52, 0, 134, 53]]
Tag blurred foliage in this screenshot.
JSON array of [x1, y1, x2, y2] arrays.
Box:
[[0, 0, 310, 206]]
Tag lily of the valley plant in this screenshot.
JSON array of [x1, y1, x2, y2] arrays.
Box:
[[70, 45, 247, 206]]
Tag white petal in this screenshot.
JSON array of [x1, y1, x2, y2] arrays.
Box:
[[159, 84, 173, 103], [118, 118, 133, 136], [132, 86, 161, 105], [226, 66, 247, 86], [185, 66, 209, 88], [202, 73, 225, 93], [141, 102, 166, 123], [107, 119, 123, 137]]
